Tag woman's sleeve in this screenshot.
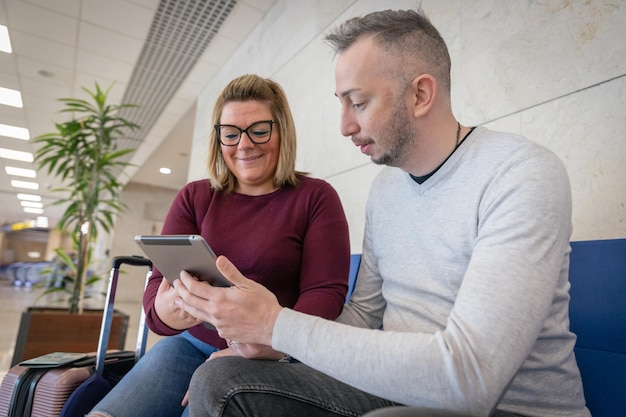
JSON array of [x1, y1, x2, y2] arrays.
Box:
[[291, 181, 351, 320]]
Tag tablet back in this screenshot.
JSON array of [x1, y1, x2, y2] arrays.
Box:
[[134, 234, 231, 287]]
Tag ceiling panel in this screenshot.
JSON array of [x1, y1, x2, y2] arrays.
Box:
[[78, 23, 144, 62], [81, 0, 155, 39], [6, 1, 78, 46]]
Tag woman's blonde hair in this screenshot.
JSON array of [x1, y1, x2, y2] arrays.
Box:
[[207, 74, 301, 193]]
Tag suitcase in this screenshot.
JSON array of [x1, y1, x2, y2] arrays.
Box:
[[0, 255, 153, 417]]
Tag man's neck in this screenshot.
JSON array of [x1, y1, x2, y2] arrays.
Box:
[[403, 122, 464, 176], [408, 125, 474, 184]]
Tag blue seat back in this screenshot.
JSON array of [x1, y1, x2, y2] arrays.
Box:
[[347, 254, 361, 301], [568, 239, 626, 417]]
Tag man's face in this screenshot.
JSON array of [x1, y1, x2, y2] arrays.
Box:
[[334, 36, 414, 168]]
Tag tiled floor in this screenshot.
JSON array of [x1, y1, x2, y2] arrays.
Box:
[[0, 278, 36, 379], [0, 276, 162, 381]]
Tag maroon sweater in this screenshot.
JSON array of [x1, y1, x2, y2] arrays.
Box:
[[143, 175, 350, 349]]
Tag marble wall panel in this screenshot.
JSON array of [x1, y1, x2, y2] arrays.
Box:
[[458, 0, 626, 124], [325, 162, 383, 253], [519, 77, 625, 240]]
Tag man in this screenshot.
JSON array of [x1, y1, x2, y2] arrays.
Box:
[[175, 8, 590, 417]]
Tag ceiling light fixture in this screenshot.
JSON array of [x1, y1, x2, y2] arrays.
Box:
[[0, 148, 34, 161], [0, 25, 11, 53], [17, 193, 42, 202], [20, 201, 43, 208], [159, 167, 172, 174], [5, 166, 37, 177], [10, 179, 39, 190], [0, 123, 30, 140], [0, 87, 23, 107], [24, 207, 44, 214]]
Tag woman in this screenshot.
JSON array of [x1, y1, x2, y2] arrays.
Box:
[[89, 74, 350, 417]]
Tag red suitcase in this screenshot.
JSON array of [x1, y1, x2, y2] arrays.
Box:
[[0, 255, 153, 417]]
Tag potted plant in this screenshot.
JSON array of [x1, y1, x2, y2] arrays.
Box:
[[11, 82, 139, 365]]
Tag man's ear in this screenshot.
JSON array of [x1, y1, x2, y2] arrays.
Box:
[[408, 74, 436, 118]]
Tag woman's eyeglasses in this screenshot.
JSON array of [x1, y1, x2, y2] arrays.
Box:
[[215, 120, 275, 146]]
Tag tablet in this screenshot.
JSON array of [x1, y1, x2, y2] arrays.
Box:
[[134, 234, 232, 287]]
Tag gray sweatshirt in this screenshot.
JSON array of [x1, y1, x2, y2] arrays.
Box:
[[274, 127, 590, 417]]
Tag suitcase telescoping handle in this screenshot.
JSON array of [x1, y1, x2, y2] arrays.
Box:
[[112, 255, 153, 269], [95, 255, 153, 376]]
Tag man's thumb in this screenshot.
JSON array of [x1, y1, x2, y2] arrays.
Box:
[[216, 255, 245, 286]]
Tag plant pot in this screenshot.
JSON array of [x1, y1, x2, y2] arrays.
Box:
[[11, 306, 129, 367]]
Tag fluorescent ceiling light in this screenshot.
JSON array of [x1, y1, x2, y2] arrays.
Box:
[[20, 201, 43, 208], [0, 123, 29, 140], [24, 207, 44, 214], [0, 148, 33, 162], [159, 167, 172, 174], [0, 87, 23, 107], [0, 26, 11, 53], [5, 166, 36, 178], [11, 179, 39, 190], [17, 193, 42, 201]]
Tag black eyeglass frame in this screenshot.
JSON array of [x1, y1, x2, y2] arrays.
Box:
[[214, 120, 276, 146]]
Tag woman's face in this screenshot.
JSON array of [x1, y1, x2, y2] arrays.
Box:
[[219, 100, 280, 195]]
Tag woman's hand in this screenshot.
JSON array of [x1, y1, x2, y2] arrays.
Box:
[[209, 342, 285, 361], [154, 276, 202, 330]]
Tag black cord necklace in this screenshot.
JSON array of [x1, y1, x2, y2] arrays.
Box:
[[410, 121, 462, 184]]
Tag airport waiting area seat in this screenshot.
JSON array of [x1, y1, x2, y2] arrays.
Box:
[[348, 238, 626, 417], [568, 238, 626, 417]]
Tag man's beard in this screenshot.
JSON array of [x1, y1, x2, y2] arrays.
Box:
[[372, 103, 414, 167]]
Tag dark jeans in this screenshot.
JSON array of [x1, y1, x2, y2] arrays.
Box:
[[188, 356, 396, 416], [363, 406, 525, 417], [187, 357, 523, 417]]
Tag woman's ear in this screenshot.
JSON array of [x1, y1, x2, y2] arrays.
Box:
[[408, 74, 436, 118]]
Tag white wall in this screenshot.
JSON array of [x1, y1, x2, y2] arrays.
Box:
[[188, 0, 626, 252]]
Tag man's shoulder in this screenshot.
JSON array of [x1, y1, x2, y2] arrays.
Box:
[[372, 166, 408, 184], [472, 126, 555, 157], [466, 126, 565, 173]]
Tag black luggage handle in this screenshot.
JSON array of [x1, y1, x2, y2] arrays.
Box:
[[95, 256, 153, 376], [112, 255, 152, 269]]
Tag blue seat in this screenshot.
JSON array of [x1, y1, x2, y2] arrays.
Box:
[[346, 239, 626, 416], [568, 238, 626, 417], [346, 254, 361, 301]]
